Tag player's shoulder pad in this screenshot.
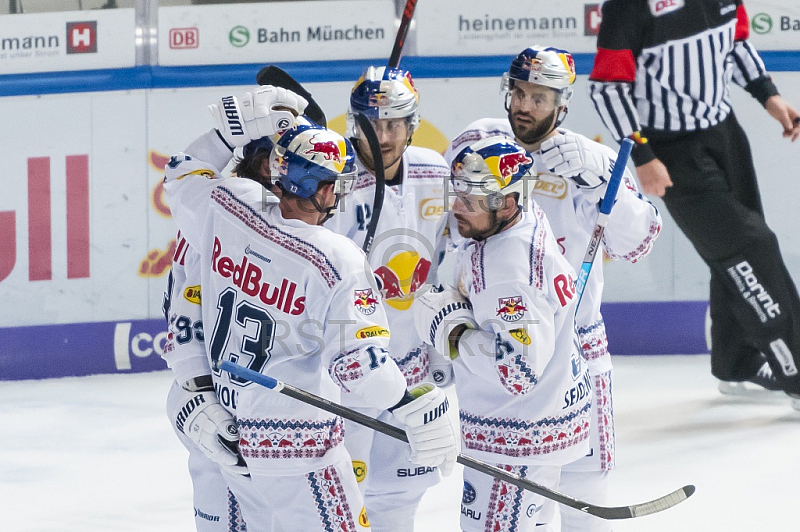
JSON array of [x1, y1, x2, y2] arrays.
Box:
[[163, 153, 223, 183], [405, 146, 450, 179], [310, 228, 371, 278]]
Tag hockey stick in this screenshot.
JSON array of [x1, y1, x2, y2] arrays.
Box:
[[359, 0, 419, 256], [388, 0, 418, 68], [255, 65, 327, 127], [355, 113, 385, 257], [220, 360, 694, 520], [573, 138, 633, 309]]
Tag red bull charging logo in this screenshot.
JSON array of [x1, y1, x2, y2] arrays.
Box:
[[485, 150, 532, 188], [496, 296, 528, 322], [303, 134, 346, 173]]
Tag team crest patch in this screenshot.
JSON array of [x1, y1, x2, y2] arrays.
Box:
[[353, 289, 378, 315], [496, 296, 527, 322]]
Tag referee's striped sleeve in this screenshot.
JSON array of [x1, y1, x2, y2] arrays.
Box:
[[730, 40, 768, 88], [589, 81, 641, 142]]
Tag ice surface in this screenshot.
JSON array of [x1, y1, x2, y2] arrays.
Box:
[[2, 355, 797, 531]]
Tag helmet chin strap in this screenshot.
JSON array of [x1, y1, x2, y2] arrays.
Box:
[[471, 205, 522, 242], [310, 193, 340, 225]]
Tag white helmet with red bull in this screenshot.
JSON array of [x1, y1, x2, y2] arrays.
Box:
[[346, 66, 420, 138], [269, 123, 356, 199], [501, 45, 576, 108], [450, 136, 538, 210]]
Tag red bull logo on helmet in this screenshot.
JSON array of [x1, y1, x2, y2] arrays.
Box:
[[303, 133, 347, 173], [354, 288, 379, 315], [496, 296, 528, 322], [485, 150, 533, 188]]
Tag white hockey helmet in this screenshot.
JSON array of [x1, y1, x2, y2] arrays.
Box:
[[501, 45, 576, 107], [346, 66, 420, 138], [450, 136, 538, 210], [269, 123, 356, 199]]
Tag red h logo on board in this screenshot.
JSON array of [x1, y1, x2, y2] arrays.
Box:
[[584, 4, 602, 36], [66, 21, 97, 54]]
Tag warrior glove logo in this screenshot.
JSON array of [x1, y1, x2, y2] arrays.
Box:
[[423, 397, 449, 424], [428, 301, 473, 346], [221, 96, 244, 137]]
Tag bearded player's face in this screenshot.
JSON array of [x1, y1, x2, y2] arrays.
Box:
[[508, 81, 560, 144]]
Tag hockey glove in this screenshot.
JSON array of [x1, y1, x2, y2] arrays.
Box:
[[541, 132, 613, 192], [209, 85, 308, 149], [414, 285, 477, 360], [172, 377, 248, 476], [391, 384, 458, 476], [427, 345, 455, 387]]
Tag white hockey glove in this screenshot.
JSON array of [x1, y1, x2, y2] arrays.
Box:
[[391, 384, 459, 476], [541, 132, 613, 191], [209, 85, 308, 148], [172, 377, 248, 476], [413, 285, 478, 360]]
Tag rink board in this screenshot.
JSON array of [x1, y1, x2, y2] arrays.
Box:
[[0, 301, 709, 380], [0, 63, 796, 381]]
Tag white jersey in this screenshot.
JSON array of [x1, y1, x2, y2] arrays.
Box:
[[453, 206, 592, 466], [446, 118, 662, 375], [162, 233, 209, 385], [325, 146, 451, 386], [163, 130, 408, 476]]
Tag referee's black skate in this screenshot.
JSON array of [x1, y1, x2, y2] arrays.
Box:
[[718, 361, 783, 396]]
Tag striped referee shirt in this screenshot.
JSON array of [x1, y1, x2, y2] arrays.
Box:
[[588, 0, 778, 166]]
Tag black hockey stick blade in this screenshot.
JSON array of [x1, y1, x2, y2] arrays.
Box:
[[353, 113, 385, 257], [220, 360, 696, 520], [255, 65, 327, 127]]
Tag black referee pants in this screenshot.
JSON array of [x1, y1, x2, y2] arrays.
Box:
[[651, 113, 800, 393]]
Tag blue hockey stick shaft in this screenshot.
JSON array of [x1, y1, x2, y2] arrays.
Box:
[[574, 138, 634, 308], [219, 359, 693, 519]]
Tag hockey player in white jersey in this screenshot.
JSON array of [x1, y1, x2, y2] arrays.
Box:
[[160, 93, 292, 532], [444, 46, 662, 532], [323, 66, 453, 532], [162, 85, 459, 532], [163, 234, 247, 531], [416, 136, 592, 532]]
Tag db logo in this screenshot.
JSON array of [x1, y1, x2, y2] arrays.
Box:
[[66, 21, 97, 54], [584, 4, 602, 36], [169, 28, 199, 50]]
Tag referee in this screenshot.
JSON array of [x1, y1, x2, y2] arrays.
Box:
[[588, 0, 800, 406]]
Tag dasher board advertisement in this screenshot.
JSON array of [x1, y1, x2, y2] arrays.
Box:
[[415, 0, 602, 56], [158, 1, 396, 66], [0, 9, 136, 75], [744, 1, 800, 51]]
